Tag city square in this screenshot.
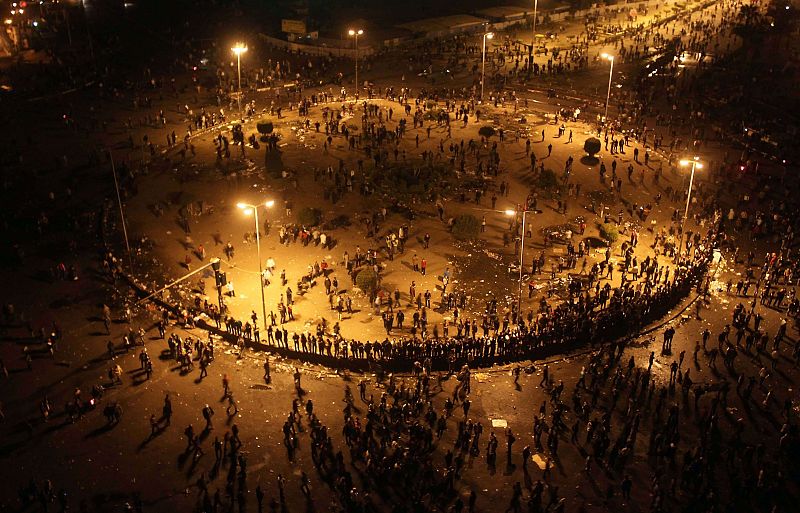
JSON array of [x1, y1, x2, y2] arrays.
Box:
[[0, 0, 798, 512]]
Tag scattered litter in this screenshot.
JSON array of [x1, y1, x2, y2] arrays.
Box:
[[491, 418, 508, 429], [531, 453, 550, 470]]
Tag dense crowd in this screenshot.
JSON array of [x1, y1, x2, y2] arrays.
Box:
[[127, 222, 717, 372]]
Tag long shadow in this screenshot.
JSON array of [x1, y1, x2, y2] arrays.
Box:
[[186, 452, 203, 478], [85, 421, 116, 439], [42, 419, 75, 436], [137, 426, 167, 452], [208, 460, 221, 480], [582, 468, 605, 498], [177, 449, 191, 470], [199, 428, 213, 443], [131, 374, 151, 387]]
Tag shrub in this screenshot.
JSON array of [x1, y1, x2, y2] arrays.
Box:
[[356, 268, 378, 296], [423, 108, 444, 121], [599, 223, 619, 245], [584, 137, 601, 157], [256, 121, 274, 134], [478, 126, 496, 138], [451, 214, 481, 240], [536, 168, 559, 190], [297, 207, 322, 227]]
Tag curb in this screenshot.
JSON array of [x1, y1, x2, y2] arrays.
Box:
[[117, 259, 708, 374]]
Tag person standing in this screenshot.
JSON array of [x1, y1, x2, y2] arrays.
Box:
[[202, 404, 215, 430], [162, 394, 173, 426], [149, 414, 159, 437], [293, 367, 302, 393], [199, 357, 208, 379], [506, 428, 516, 465], [621, 475, 632, 500], [263, 358, 271, 383]]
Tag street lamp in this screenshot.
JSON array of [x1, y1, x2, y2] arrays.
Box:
[[481, 31, 494, 102], [107, 149, 132, 264], [530, 0, 538, 66], [236, 199, 275, 333], [506, 208, 530, 314], [210, 257, 224, 313], [601, 53, 614, 125], [231, 43, 248, 120], [348, 29, 364, 96], [676, 157, 703, 261]]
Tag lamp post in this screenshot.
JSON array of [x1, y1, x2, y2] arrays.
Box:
[[481, 31, 494, 102], [107, 150, 132, 264], [601, 53, 614, 125], [506, 208, 530, 314], [237, 200, 275, 332], [677, 157, 703, 261], [348, 29, 363, 96], [231, 43, 248, 120], [530, 0, 538, 66], [210, 258, 224, 313]]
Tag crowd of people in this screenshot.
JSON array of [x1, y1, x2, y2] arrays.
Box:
[[156, 269, 799, 513], [154, 220, 716, 373]]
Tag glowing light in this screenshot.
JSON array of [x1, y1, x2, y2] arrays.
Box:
[[679, 157, 703, 169]]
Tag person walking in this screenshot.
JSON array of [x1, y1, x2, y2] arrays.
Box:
[[222, 374, 230, 398], [226, 393, 239, 416]]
